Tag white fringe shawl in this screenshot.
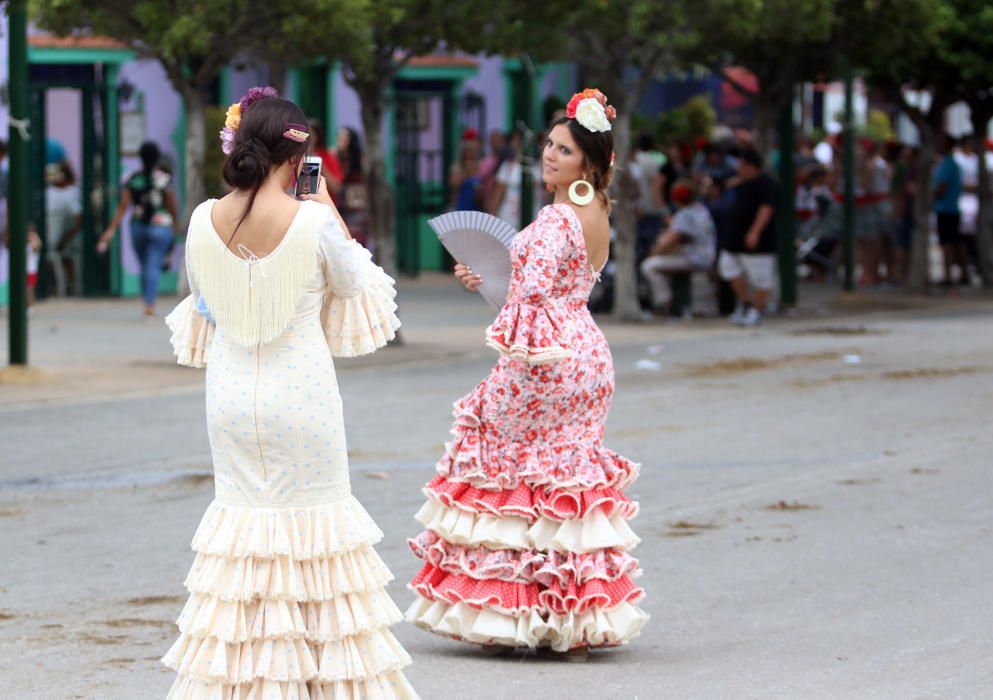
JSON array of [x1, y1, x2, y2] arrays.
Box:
[[186, 200, 320, 348]]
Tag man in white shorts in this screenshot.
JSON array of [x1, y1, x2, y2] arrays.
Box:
[[720, 146, 778, 326]]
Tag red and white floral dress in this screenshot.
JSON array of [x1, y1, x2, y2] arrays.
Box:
[[406, 203, 648, 651]]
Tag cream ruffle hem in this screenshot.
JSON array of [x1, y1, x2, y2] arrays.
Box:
[[164, 498, 417, 700], [405, 596, 648, 653], [414, 499, 640, 554]]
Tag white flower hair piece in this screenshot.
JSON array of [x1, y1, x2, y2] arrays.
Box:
[[574, 97, 612, 133]]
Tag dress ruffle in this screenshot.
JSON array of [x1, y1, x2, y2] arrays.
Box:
[[410, 563, 643, 616], [184, 548, 393, 602], [323, 260, 400, 358], [165, 498, 414, 699], [165, 626, 410, 684], [423, 474, 638, 522], [166, 294, 215, 368], [414, 500, 640, 553], [408, 531, 640, 586], [167, 672, 417, 700], [190, 498, 384, 561], [175, 589, 403, 643], [485, 301, 571, 364], [405, 596, 649, 652]]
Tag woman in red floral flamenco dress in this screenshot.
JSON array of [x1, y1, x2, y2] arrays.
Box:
[[406, 89, 648, 661]]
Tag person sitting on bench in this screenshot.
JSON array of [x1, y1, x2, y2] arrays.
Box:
[[640, 179, 716, 315]]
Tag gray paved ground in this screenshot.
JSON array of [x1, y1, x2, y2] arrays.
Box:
[[1, 277, 992, 699]]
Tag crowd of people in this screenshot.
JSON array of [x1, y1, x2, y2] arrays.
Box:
[[794, 132, 986, 289], [626, 133, 782, 326], [616, 128, 989, 325]]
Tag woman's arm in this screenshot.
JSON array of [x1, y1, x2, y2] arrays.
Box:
[[97, 189, 132, 251], [165, 189, 180, 235], [487, 181, 506, 215], [303, 177, 352, 240]]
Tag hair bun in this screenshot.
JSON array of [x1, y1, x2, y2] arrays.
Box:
[[223, 138, 270, 190]]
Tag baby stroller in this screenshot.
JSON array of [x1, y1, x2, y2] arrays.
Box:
[[796, 188, 840, 280]]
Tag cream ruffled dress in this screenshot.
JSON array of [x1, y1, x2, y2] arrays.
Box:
[[162, 199, 418, 700]]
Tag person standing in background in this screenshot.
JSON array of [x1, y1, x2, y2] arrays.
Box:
[[953, 135, 980, 284], [309, 121, 344, 203], [44, 162, 83, 296], [336, 126, 369, 249], [933, 134, 967, 286], [631, 132, 665, 263], [449, 132, 484, 212], [97, 141, 179, 317], [478, 129, 506, 208], [719, 146, 778, 327]]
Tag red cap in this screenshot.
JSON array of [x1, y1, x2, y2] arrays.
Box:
[[671, 183, 693, 205], [461, 128, 480, 141]]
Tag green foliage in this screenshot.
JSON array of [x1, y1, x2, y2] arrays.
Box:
[[684, 94, 716, 142], [861, 109, 894, 143], [632, 94, 715, 147], [31, 1, 279, 93]]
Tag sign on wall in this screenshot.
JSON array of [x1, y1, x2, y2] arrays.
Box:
[[120, 110, 145, 156]]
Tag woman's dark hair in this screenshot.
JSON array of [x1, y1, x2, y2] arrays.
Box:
[[133, 141, 162, 224], [223, 97, 310, 237], [549, 115, 614, 209], [339, 127, 363, 180], [139, 141, 160, 173]]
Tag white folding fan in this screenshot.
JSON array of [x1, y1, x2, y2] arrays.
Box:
[[428, 210, 518, 309]]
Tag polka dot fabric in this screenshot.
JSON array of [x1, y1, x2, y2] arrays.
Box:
[[163, 203, 416, 699], [406, 204, 649, 652]]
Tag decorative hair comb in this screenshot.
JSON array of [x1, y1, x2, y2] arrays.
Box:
[[283, 124, 310, 143]]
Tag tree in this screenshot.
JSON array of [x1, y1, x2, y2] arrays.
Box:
[[33, 2, 284, 230], [693, 0, 838, 154]]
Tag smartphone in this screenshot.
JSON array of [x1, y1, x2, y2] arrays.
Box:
[[295, 156, 322, 198]]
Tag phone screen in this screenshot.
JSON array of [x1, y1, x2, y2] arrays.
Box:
[[296, 159, 321, 198]]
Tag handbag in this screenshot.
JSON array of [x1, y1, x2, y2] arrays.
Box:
[[343, 182, 368, 211]]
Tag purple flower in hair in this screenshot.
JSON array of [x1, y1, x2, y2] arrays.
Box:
[[220, 126, 235, 155], [240, 86, 278, 111]]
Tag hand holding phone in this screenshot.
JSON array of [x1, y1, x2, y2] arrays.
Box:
[[295, 156, 322, 199]]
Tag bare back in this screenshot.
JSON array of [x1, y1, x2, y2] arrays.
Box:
[[565, 201, 611, 272], [211, 190, 302, 257]]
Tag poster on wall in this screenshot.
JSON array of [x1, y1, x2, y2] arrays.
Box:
[[121, 111, 145, 156]]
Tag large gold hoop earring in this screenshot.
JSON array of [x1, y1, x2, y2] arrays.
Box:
[[568, 178, 595, 206]]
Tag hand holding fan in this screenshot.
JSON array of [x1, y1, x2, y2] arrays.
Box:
[[428, 210, 518, 309]]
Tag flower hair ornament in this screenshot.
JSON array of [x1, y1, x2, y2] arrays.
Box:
[[566, 88, 617, 133], [219, 86, 290, 155]]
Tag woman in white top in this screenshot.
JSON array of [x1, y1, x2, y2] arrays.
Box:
[[162, 89, 417, 700]]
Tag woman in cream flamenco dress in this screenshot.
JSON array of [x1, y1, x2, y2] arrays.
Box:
[[406, 89, 649, 659], [162, 90, 417, 699]]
